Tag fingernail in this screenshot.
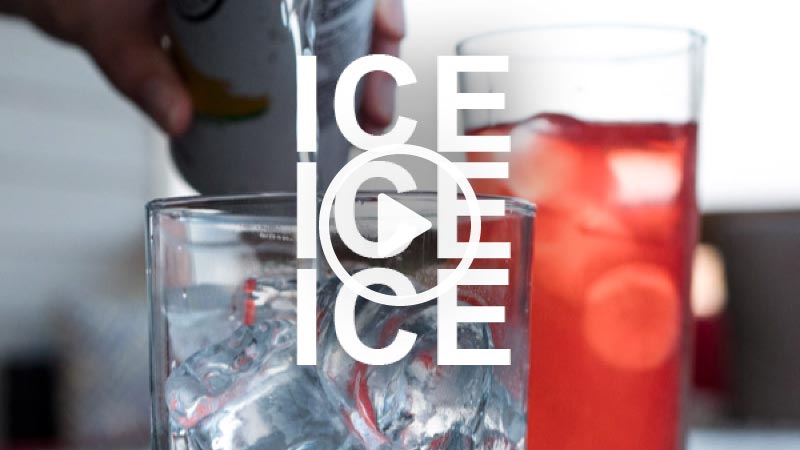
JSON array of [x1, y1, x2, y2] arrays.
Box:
[[143, 78, 184, 134], [166, 99, 189, 136]]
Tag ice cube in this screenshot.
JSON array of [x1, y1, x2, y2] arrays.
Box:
[[608, 150, 681, 205], [234, 274, 299, 325], [166, 285, 240, 362], [166, 276, 524, 450], [507, 116, 584, 203], [478, 381, 527, 445], [476, 430, 518, 450], [316, 280, 494, 449], [427, 427, 519, 450], [428, 430, 475, 450], [166, 320, 348, 450]]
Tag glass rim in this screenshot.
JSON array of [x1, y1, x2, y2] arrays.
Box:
[[147, 191, 537, 216], [457, 23, 706, 61]]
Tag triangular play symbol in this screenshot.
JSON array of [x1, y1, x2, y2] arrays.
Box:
[[377, 193, 433, 258]]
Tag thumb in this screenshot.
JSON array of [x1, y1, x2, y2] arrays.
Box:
[[88, 36, 192, 136]]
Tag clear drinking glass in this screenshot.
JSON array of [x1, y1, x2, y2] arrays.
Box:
[[458, 25, 705, 450], [148, 192, 535, 450]]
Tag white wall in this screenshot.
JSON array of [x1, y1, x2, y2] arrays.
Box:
[[0, 18, 164, 355], [399, 0, 800, 212]]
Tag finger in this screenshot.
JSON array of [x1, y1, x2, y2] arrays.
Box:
[[373, 0, 406, 42], [87, 33, 192, 136], [361, 0, 405, 133], [360, 39, 401, 132]]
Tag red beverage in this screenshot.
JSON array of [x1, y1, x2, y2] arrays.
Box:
[[469, 113, 698, 450]]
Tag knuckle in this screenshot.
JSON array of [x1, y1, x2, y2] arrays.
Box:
[[44, 0, 89, 41]]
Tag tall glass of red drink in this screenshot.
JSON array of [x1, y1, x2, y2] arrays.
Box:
[[458, 25, 705, 450]]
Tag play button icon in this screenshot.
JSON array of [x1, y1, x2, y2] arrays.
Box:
[[319, 144, 483, 307], [377, 193, 433, 258]]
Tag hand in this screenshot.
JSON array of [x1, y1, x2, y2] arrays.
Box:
[[3, 0, 192, 136], [2, 0, 405, 137]]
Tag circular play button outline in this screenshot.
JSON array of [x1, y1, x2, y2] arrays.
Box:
[[319, 143, 483, 307]]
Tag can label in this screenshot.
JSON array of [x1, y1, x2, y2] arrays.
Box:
[[314, 0, 376, 189], [168, 0, 375, 194]]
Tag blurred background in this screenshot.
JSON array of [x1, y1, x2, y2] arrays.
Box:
[[0, 0, 798, 448]]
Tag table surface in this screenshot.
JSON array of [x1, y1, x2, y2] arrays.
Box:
[[688, 429, 800, 449]]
